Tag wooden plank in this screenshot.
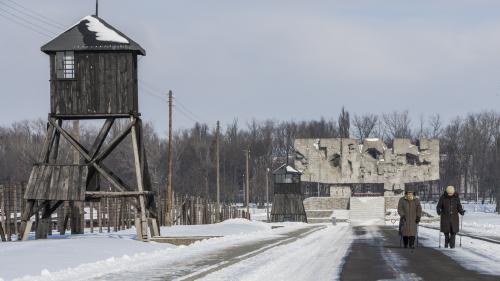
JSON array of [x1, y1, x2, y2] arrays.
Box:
[[31, 165, 46, 199], [85, 191, 153, 198], [89, 118, 114, 158], [67, 165, 75, 200], [48, 165, 60, 200], [131, 117, 148, 240], [79, 165, 88, 199], [21, 220, 33, 241], [61, 166, 70, 200], [24, 167, 38, 199]]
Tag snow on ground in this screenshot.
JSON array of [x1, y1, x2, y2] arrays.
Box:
[[200, 224, 353, 281], [419, 226, 500, 276], [0, 219, 295, 281], [0, 233, 173, 281]]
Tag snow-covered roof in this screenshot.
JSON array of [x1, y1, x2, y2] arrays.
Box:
[[41, 15, 145, 55], [273, 164, 302, 175]]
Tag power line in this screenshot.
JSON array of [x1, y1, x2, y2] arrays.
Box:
[[173, 96, 202, 122], [139, 84, 168, 102], [138, 79, 203, 123], [174, 105, 200, 123], [0, 1, 64, 31], [0, 9, 53, 38], [138, 84, 201, 123], [4, 0, 65, 28], [0, 6, 57, 37]]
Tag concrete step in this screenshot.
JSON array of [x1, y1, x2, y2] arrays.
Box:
[[308, 217, 333, 224], [349, 197, 385, 225], [306, 210, 333, 218]]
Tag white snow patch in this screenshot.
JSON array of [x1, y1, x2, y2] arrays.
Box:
[[419, 227, 500, 276], [285, 165, 300, 173], [83, 16, 129, 43], [356, 197, 379, 203], [201, 224, 353, 281], [0, 219, 284, 281]]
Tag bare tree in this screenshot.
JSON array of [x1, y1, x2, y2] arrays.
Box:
[[428, 114, 442, 139], [382, 110, 412, 139], [338, 107, 350, 138], [352, 114, 378, 141]]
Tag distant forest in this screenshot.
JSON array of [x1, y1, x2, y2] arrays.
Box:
[[1, 109, 499, 211]]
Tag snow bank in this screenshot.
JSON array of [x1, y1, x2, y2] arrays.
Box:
[[0, 235, 173, 281], [159, 219, 271, 237]]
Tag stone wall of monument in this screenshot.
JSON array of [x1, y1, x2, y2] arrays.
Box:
[[294, 138, 439, 188]]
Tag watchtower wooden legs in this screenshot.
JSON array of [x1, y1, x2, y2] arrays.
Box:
[[19, 115, 160, 241]]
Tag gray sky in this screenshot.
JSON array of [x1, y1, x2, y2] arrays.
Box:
[[1, 0, 500, 135]]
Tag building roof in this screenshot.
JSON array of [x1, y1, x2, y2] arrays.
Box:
[[41, 15, 145, 55]]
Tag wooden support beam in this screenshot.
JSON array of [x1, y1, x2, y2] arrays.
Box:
[[85, 191, 153, 198], [48, 119, 90, 159], [39, 122, 56, 163], [93, 120, 135, 162], [19, 200, 35, 241], [131, 117, 149, 241], [48, 118, 133, 194], [90, 118, 114, 158], [50, 113, 140, 120]]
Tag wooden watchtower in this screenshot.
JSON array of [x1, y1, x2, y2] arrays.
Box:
[[19, 15, 159, 241], [270, 164, 307, 222]]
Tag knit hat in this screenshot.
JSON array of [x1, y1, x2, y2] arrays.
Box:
[[446, 185, 455, 195]]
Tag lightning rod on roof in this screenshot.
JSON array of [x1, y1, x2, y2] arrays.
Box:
[[95, 0, 99, 17]]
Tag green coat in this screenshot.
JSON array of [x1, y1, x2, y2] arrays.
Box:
[[398, 197, 422, 237]]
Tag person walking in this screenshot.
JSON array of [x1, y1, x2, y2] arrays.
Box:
[[398, 188, 422, 249], [437, 185, 465, 248]]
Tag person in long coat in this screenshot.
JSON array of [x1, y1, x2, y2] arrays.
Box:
[[398, 189, 422, 248], [437, 185, 465, 248]]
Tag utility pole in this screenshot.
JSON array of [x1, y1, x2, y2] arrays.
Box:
[[166, 91, 173, 226], [245, 148, 250, 214], [216, 120, 220, 222], [266, 168, 270, 222]]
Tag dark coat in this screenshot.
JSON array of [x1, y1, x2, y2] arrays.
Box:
[[398, 196, 422, 236], [437, 192, 464, 234]]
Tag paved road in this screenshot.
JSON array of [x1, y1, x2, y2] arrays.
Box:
[[340, 225, 499, 281], [87, 225, 325, 281]]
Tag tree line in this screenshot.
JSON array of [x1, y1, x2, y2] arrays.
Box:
[[0, 109, 499, 212]]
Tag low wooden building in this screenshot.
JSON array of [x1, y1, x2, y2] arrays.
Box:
[[270, 164, 307, 223]]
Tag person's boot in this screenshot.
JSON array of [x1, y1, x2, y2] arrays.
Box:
[[444, 233, 450, 248], [450, 233, 456, 248], [403, 236, 409, 248], [409, 236, 415, 249]]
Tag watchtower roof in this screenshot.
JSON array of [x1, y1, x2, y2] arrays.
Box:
[[273, 164, 302, 175], [41, 15, 145, 55]]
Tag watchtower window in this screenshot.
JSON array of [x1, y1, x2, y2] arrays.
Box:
[[55, 51, 75, 79]]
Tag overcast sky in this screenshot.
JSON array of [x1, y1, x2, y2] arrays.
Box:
[[1, 0, 500, 135]]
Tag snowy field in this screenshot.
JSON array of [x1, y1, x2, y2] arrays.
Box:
[[0, 219, 308, 281]]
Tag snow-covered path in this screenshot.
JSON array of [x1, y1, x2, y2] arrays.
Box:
[[84, 225, 327, 281], [200, 224, 352, 281]]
